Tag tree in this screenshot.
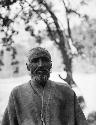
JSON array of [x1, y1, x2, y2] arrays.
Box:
[[87, 111, 96, 125], [72, 18, 96, 72], [0, 0, 90, 84], [0, 0, 90, 112]]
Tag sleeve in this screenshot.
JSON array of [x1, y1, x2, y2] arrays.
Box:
[[74, 93, 88, 125], [1, 91, 19, 125], [1, 108, 10, 125]]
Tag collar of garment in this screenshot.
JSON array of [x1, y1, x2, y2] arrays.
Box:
[[30, 80, 52, 98]]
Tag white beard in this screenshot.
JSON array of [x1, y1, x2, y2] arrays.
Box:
[[33, 74, 49, 84]]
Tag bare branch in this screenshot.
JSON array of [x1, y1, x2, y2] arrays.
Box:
[[62, 0, 81, 17], [0, 0, 17, 7], [24, 0, 59, 45]]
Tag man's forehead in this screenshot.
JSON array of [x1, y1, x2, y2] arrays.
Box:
[[28, 47, 51, 61]]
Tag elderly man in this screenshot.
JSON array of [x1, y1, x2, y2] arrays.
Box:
[[2, 47, 87, 125]]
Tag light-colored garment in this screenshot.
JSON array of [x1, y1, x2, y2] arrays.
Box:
[[1, 80, 88, 125]]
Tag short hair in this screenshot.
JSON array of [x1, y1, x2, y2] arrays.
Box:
[[27, 47, 51, 62]]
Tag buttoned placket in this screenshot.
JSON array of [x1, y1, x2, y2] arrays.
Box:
[[41, 89, 45, 125], [30, 80, 52, 125]]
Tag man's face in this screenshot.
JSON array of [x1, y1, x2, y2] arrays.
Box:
[[28, 56, 52, 85]]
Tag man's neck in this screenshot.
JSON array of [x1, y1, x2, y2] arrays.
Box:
[[31, 79, 48, 89]]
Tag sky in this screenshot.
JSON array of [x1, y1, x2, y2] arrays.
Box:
[[5, 0, 95, 49], [52, 0, 96, 28], [1, 0, 96, 47]]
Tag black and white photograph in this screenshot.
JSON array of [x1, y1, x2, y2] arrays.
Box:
[[0, 0, 96, 125]]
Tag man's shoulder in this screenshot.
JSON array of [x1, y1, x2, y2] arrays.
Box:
[[50, 80, 70, 88], [50, 80, 74, 95], [11, 80, 31, 95]]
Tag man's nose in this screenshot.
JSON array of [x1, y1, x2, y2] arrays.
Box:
[[38, 58, 43, 66]]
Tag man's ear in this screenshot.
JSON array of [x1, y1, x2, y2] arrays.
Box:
[[26, 63, 30, 71]]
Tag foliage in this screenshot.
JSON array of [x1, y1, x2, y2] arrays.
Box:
[[0, 0, 90, 85], [77, 95, 86, 110], [0, 50, 4, 71], [87, 111, 96, 125], [72, 18, 96, 67]]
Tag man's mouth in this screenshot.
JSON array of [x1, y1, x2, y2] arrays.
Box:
[[36, 69, 48, 75]]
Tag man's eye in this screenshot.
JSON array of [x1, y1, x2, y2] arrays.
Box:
[[42, 57, 49, 62], [30, 58, 38, 63], [30, 57, 50, 63]]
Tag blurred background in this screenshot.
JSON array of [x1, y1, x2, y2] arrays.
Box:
[[0, 0, 96, 124]]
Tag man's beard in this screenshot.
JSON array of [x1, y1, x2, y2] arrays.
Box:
[[31, 66, 50, 85]]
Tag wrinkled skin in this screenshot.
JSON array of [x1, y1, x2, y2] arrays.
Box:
[[27, 56, 52, 86]]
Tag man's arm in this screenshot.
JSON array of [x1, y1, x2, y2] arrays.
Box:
[[74, 93, 88, 125], [1, 91, 19, 125], [1, 108, 10, 125]]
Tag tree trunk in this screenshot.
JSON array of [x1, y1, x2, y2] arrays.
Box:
[[41, 1, 76, 86], [59, 44, 75, 86]]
